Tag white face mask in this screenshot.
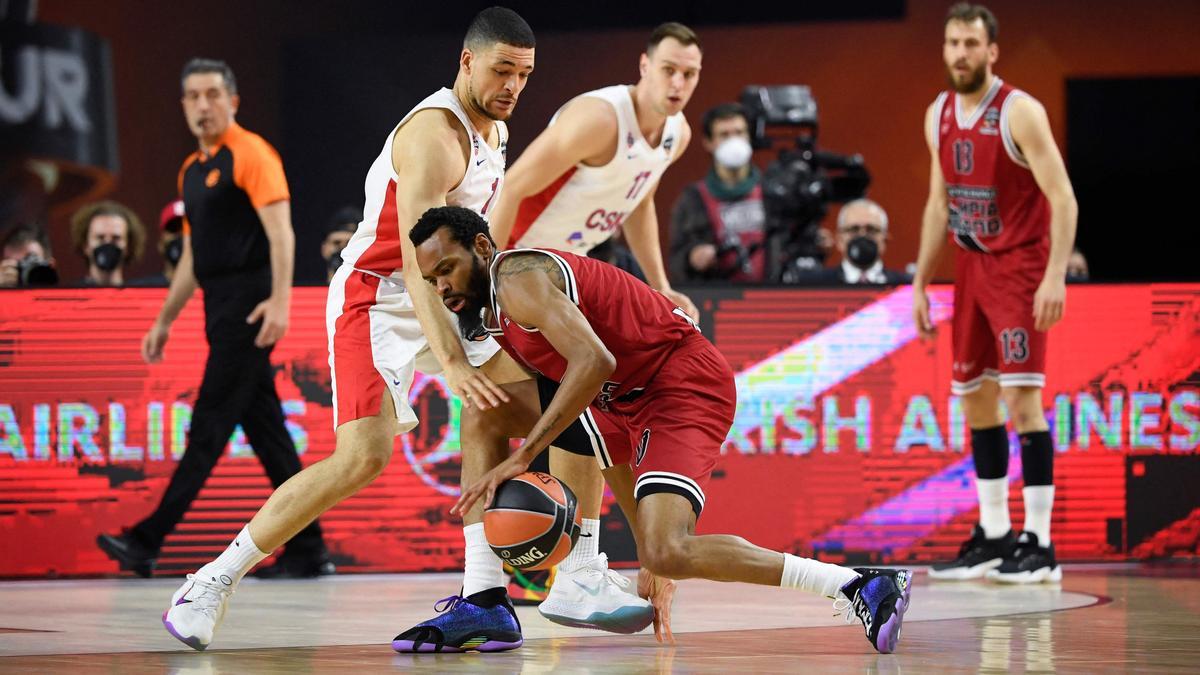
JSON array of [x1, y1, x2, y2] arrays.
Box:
[[714, 136, 752, 169]]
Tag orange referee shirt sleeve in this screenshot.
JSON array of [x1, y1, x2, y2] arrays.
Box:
[[230, 131, 291, 209]]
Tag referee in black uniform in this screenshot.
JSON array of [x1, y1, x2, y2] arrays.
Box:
[[98, 59, 330, 579]]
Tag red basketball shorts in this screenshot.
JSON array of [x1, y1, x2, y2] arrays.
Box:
[[586, 334, 736, 518], [951, 245, 1049, 395]]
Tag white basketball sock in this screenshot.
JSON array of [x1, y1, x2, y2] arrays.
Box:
[[1022, 485, 1055, 545], [781, 553, 860, 599], [463, 523, 506, 597], [558, 518, 601, 574], [196, 525, 270, 587], [976, 477, 1012, 539]]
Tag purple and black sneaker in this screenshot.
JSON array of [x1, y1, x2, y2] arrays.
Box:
[[392, 587, 523, 653], [837, 567, 913, 654]]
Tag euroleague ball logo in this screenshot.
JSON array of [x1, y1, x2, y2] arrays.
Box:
[[205, 168, 221, 188], [502, 546, 546, 567]]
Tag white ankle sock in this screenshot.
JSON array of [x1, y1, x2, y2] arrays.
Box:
[[196, 525, 270, 586], [463, 523, 506, 597], [976, 477, 1012, 539], [558, 518, 600, 573], [781, 553, 860, 598], [1022, 485, 1055, 545]]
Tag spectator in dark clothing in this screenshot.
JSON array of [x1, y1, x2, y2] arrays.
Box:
[[797, 198, 912, 285]]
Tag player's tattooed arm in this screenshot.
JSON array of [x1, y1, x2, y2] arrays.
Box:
[[454, 257, 615, 516], [496, 255, 615, 457], [494, 251, 566, 304]]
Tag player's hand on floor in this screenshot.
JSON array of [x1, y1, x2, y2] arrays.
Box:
[[451, 453, 530, 517], [912, 287, 935, 340], [444, 361, 510, 410], [637, 568, 677, 644], [663, 289, 700, 324], [1033, 276, 1066, 331]]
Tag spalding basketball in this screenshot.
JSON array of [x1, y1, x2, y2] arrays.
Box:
[[483, 472, 581, 570]]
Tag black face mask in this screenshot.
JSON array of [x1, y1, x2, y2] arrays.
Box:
[[327, 248, 345, 275], [164, 237, 183, 266], [846, 236, 879, 270], [92, 243, 124, 272]]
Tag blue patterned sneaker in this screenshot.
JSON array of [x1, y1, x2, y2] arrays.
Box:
[[836, 568, 913, 654], [392, 587, 523, 653]]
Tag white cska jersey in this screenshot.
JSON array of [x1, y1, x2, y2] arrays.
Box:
[[507, 84, 683, 252], [341, 87, 507, 280]]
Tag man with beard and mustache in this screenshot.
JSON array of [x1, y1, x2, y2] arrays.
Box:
[[912, 3, 1078, 584], [480, 22, 701, 632], [411, 205, 915, 654], [159, 9, 544, 653]]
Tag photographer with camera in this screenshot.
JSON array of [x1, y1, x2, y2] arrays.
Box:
[[796, 199, 911, 285], [0, 222, 58, 287], [320, 206, 360, 284], [669, 103, 767, 282], [69, 200, 146, 287]]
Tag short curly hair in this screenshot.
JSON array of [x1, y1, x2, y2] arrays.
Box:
[[409, 206, 494, 251], [69, 200, 146, 265]]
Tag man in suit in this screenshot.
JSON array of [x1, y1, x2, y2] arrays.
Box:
[[799, 198, 911, 285]]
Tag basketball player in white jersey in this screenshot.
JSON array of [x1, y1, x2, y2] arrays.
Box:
[[482, 22, 702, 631], [161, 8, 540, 653]]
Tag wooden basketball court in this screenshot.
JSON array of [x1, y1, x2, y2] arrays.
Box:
[[2, 563, 1198, 672]]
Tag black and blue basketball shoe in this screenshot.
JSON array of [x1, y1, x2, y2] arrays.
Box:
[[392, 587, 523, 653], [837, 567, 913, 654]]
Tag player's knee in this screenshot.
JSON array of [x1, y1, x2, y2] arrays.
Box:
[[1003, 387, 1046, 432], [640, 537, 692, 579], [460, 400, 513, 441], [962, 390, 1002, 427], [337, 442, 392, 486]]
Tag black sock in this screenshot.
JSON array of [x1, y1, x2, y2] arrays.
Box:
[[971, 424, 1010, 479], [1019, 430, 1054, 486]]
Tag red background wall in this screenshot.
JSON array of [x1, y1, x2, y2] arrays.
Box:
[[37, 0, 1200, 282]]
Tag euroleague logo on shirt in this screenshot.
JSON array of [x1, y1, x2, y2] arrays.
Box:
[[204, 168, 221, 188]]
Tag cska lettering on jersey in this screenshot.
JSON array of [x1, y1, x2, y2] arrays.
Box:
[[508, 85, 683, 253], [586, 208, 628, 232]]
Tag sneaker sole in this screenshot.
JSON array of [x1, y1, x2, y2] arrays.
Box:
[[875, 570, 913, 654], [162, 612, 208, 652], [391, 636, 523, 653], [987, 566, 1063, 584], [927, 558, 1002, 580], [538, 605, 654, 634]]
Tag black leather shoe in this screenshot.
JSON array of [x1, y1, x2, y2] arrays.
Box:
[[96, 533, 157, 578], [252, 553, 336, 579]]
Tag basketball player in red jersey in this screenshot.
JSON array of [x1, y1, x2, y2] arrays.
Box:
[[411, 206, 914, 654], [481, 22, 702, 629], [913, 3, 1077, 583]]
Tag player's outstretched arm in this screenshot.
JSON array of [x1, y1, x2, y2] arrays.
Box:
[[394, 110, 509, 408], [1008, 96, 1078, 332], [451, 253, 615, 515], [488, 97, 618, 248], [912, 102, 950, 340]]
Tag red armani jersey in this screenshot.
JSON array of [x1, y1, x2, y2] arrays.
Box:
[[932, 78, 1050, 255], [484, 248, 699, 411]]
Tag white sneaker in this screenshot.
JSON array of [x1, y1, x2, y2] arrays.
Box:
[[162, 570, 235, 650], [537, 553, 654, 634]]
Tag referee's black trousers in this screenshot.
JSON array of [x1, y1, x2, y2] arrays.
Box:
[[132, 273, 325, 559]]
